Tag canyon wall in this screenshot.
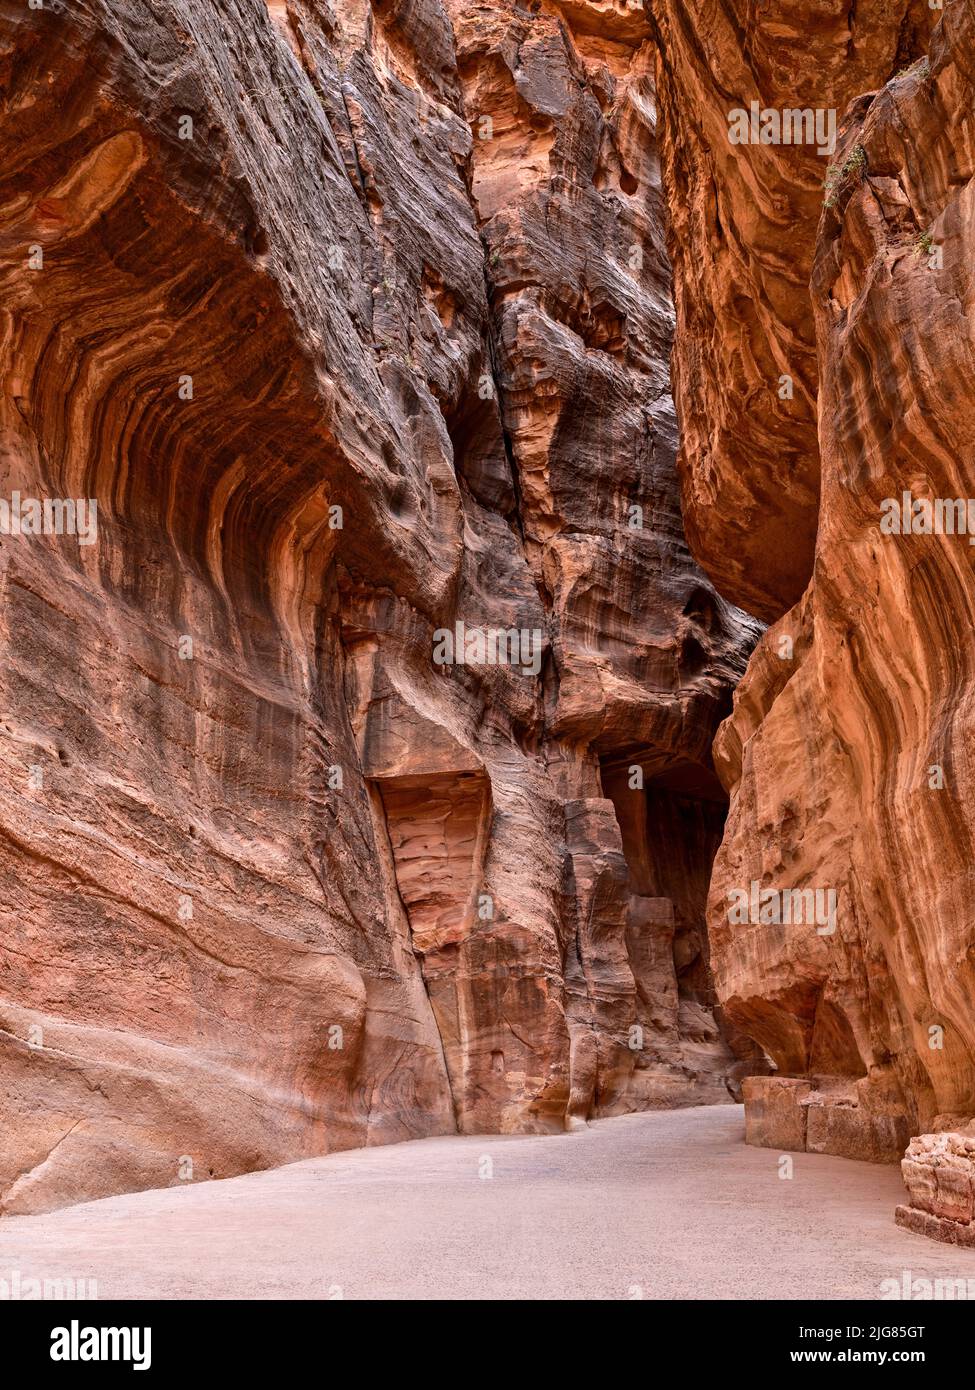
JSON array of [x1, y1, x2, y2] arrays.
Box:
[[652, 0, 933, 619], [654, 0, 975, 1236], [0, 0, 759, 1215]]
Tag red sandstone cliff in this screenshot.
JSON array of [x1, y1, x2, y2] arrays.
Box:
[[654, 0, 975, 1244], [8, 0, 970, 1249], [0, 0, 759, 1214], [651, 0, 934, 620]]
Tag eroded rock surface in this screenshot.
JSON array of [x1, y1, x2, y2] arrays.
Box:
[[678, 0, 975, 1204], [897, 1128, 975, 1247], [0, 0, 758, 1213], [651, 0, 933, 618]]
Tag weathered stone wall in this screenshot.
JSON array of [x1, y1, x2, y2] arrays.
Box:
[[0, 0, 758, 1214], [654, 0, 975, 1211], [651, 0, 933, 619]]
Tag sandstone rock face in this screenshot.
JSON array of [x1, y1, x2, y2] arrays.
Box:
[[0, 0, 758, 1213], [675, 0, 975, 1197], [897, 1129, 975, 1248], [651, 0, 933, 619], [742, 1077, 910, 1165]]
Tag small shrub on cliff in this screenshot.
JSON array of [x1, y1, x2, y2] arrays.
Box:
[[894, 56, 931, 81], [823, 144, 867, 208]]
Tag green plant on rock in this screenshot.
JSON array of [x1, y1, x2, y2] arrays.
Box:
[[824, 144, 867, 209], [895, 56, 931, 81]]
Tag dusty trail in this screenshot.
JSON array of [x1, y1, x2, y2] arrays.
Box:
[[1, 1106, 971, 1301]]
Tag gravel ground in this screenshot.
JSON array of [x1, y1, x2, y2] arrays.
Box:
[[1, 1104, 972, 1300]]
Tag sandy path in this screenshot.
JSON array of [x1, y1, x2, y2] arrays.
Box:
[[1, 1105, 972, 1300]]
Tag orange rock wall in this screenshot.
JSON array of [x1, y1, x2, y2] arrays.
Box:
[[0, 0, 758, 1213], [654, 0, 975, 1187], [651, 0, 933, 619]]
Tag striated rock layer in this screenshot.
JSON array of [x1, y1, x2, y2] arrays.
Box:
[[674, 0, 975, 1205], [0, 0, 759, 1213], [897, 1129, 975, 1248], [651, 0, 933, 619]]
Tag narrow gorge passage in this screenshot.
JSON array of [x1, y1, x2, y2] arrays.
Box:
[[3, 0, 975, 1332]]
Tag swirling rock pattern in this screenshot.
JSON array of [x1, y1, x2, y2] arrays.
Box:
[[0, 0, 758, 1213], [651, 0, 933, 619], [694, 0, 975, 1202]]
